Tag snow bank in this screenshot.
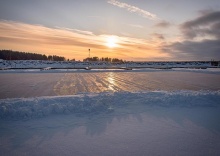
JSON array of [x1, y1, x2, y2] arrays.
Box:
[[0, 91, 219, 120], [0, 60, 218, 69], [1, 67, 220, 75]]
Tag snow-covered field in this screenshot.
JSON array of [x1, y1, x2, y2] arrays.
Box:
[[0, 60, 219, 69], [0, 69, 220, 156]]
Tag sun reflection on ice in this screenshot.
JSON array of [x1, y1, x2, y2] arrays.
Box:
[[107, 72, 116, 92]]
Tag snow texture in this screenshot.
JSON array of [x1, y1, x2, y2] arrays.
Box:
[[1, 91, 219, 120]]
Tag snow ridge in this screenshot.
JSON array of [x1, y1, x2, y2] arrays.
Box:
[[0, 91, 219, 120]]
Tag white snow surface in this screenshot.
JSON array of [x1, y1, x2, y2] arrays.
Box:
[[0, 60, 218, 69]]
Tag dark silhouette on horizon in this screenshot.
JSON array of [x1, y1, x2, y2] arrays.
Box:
[[0, 50, 66, 61]]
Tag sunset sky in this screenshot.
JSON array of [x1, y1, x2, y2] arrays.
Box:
[[0, 0, 220, 61]]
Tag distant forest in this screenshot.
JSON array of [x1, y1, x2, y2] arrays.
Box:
[[0, 50, 66, 61], [83, 57, 124, 63], [0, 50, 125, 62]]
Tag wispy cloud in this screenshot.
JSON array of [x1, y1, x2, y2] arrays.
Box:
[[155, 21, 171, 28], [129, 24, 144, 29], [108, 0, 158, 20], [152, 33, 165, 40], [55, 27, 94, 36]]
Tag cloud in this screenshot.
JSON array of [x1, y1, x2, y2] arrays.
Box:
[[181, 11, 220, 39], [108, 0, 158, 20], [56, 27, 94, 36], [155, 21, 171, 28], [152, 33, 165, 40], [128, 24, 144, 29], [163, 39, 220, 60], [162, 11, 220, 60], [0, 20, 103, 48]]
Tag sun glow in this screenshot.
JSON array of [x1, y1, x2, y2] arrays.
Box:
[[106, 36, 118, 48]]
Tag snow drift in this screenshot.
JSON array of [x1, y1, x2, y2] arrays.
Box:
[[1, 91, 220, 120], [0, 60, 218, 69]]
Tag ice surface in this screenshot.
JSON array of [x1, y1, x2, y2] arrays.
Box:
[[1, 71, 220, 99]]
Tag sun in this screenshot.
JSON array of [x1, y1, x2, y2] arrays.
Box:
[[106, 36, 118, 48]]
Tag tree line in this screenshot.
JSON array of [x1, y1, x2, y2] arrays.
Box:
[[0, 50, 66, 61], [0, 50, 125, 62], [83, 57, 125, 63]]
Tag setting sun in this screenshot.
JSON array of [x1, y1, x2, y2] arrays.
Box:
[[106, 36, 118, 48]]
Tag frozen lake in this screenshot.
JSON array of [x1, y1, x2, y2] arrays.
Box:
[[0, 70, 220, 156], [0, 70, 220, 99]]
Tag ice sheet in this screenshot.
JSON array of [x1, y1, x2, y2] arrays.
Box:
[[0, 71, 220, 99]]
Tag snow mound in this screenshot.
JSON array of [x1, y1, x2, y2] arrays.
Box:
[[0, 60, 218, 69], [0, 91, 219, 119]]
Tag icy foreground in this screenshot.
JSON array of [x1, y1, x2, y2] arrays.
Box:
[[0, 70, 220, 155], [0, 91, 220, 156]]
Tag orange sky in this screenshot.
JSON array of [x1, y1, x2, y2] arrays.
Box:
[[0, 20, 171, 61]]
